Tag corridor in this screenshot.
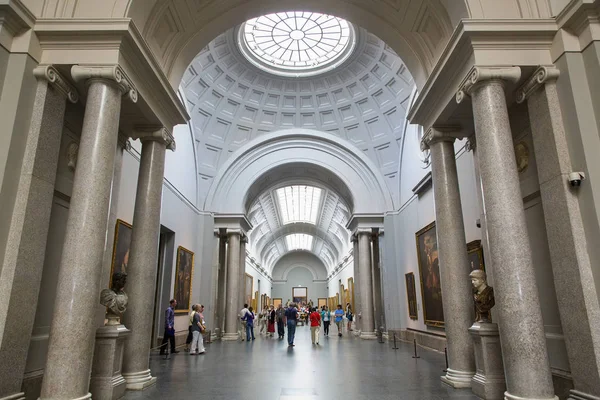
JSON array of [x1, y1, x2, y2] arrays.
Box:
[[124, 327, 479, 400]]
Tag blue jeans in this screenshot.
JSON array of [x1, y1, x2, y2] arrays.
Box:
[[287, 320, 297, 345], [246, 324, 255, 341]]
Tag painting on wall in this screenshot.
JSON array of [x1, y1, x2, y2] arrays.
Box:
[[110, 219, 132, 285], [273, 298, 282, 308], [244, 273, 253, 307], [318, 298, 327, 308], [173, 246, 194, 314], [292, 287, 307, 305], [348, 278, 355, 311], [467, 240, 485, 272], [405, 272, 418, 320], [252, 291, 258, 311], [416, 221, 444, 327]]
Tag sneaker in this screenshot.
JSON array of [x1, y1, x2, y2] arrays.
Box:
[[172, 350, 180, 354], [198, 350, 205, 354]]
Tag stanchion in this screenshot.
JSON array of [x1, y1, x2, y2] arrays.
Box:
[[412, 339, 420, 359], [392, 333, 399, 350], [443, 347, 449, 372]]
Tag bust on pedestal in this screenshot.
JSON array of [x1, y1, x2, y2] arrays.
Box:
[[468, 269, 506, 400], [90, 272, 132, 400]]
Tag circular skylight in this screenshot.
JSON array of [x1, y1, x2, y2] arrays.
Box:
[[239, 12, 356, 77]]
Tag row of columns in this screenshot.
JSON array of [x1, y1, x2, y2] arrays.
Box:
[[0, 64, 176, 400], [424, 65, 600, 400]]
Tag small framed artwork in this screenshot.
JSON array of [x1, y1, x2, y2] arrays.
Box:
[[273, 298, 282, 308], [244, 273, 253, 307], [110, 219, 132, 285], [416, 221, 445, 327], [318, 298, 327, 308], [405, 272, 418, 320], [173, 246, 194, 314], [467, 240, 485, 271], [292, 287, 307, 306]]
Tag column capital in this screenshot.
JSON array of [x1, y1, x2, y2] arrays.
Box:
[[456, 66, 521, 104], [516, 66, 560, 104], [71, 64, 138, 103], [240, 235, 249, 244], [420, 126, 463, 151], [226, 229, 243, 237], [131, 126, 176, 151], [117, 132, 131, 151], [33, 65, 79, 103], [356, 228, 373, 238], [351, 234, 358, 243]]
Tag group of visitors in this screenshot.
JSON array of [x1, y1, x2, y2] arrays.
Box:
[[160, 299, 207, 356]]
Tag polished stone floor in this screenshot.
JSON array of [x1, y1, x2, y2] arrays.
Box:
[[124, 326, 479, 400]]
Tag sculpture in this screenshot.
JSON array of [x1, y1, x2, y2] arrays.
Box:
[[100, 272, 129, 326], [470, 269, 494, 323]]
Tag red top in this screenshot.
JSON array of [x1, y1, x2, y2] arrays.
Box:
[[309, 311, 321, 327]]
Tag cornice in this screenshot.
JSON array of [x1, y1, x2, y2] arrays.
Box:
[[516, 66, 560, 103], [0, 0, 35, 36], [33, 64, 79, 103]]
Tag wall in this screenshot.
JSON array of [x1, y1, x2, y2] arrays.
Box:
[[271, 252, 328, 305], [327, 254, 354, 300], [244, 254, 272, 306]]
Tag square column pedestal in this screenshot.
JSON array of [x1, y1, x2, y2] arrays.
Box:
[[469, 322, 506, 400], [90, 325, 131, 400]]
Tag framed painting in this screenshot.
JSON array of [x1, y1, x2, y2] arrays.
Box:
[[252, 291, 258, 310], [318, 298, 327, 308], [348, 278, 355, 311], [273, 298, 282, 308], [416, 221, 445, 327], [110, 219, 132, 285], [244, 273, 253, 307], [467, 240, 485, 272], [405, 272, 418, 320], [292, 287, 307, 305], [173, 246, 194, 314]]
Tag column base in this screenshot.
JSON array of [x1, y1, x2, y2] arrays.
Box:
[[568, 390, 600, 400], [472, 373, 507, 400], [222, 333, 239, 341], [441, 368, 475, 388], [360, 331, 377, 340], [1, 393, 25, 400], [122, 370, 157, 391], [39, 393, 91, 400], [504, 392, 558, 400]]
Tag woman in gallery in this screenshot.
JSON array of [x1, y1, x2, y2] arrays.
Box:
[[346, 303, 353, 332], [267, 305, 276, 337], [321, 306, 331, 337], [258, 305, 268, 334], [334, 305, 345, 337]]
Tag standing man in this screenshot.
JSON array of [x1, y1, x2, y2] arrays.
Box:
[[239, 303, 249, 341], [160, 299, 179, 354], [285, 302, 299, 347], [276, 303, 286, 339], [334, 304, 345, 337]]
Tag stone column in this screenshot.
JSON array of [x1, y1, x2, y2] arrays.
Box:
[[371, 230, 384, 331], [0, 66, 77, 400], [215, 232, 228, 337], [40, 65, 137, 400], [357, 229, 375, 339], [121, 127, 175, 390], [422, 127, 476, 388], [351, 234, 361, 333], [457, 66, 557, 400], [238, 235, 247, 309], [518, 66, 600, 400], [223, 230, 241, 341]]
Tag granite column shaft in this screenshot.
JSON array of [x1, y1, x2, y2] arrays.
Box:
[[0, 66, 77, 400], [519, 67, 600, 400], [371, 231, 383, 330], [122, 127, 174, 390], [238, 236, 247, 309], [40, 65, 134, 400], [461, 67, 557, 400], [351, 235, 361, 333], [357, 230, 375, 338], [215, 233, 228, 337], [223, 230, 241, 340], [425, 130, 476, 388]]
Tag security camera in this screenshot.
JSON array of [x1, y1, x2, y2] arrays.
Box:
[[568, 172, 586, 187]]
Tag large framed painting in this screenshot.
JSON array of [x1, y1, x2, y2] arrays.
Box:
[[467, 240, 485, 272], [405, 272, 418, 320], [292, 287, 307, 305], [252, 291, 258, 311], [318, 298, 327, 308], [110, 219, 132, 285], [416, 221, 444, 327], [348, 278, 355, 311], [273, 298, 282, 308], [173, 246, 194, 314], [244, 273, 253, 307]]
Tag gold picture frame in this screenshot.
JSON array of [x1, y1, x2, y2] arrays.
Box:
[[405, 272, 418, 320], [173, 246, 194, 314], [348, 277, 355, 311], [244, 273, 253, 307], [416, 221, 444, 327], [109, 219, 132, 286], [467, 240, 485, 271]]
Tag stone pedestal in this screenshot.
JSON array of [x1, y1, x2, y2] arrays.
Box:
[[468, 322, 506, 400], [90, 325, 131, 400]]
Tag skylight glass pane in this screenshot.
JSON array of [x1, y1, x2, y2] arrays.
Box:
[[276, 185, 322, 224], [285, 234, 314, 251]]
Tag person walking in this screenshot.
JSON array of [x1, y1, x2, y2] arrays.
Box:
[[242, 306, 256, 341], [259, 305, 268, 335], [334, 304, 345, 337], [185, 303, 196, 351], [160, 299, 179, 354], [239, 303, 249, 341], [310, 307, 321, 345], [276, 303, 286, 339], [189, 305, 206, 355], [285, 302, 299, 347], [321, 306, 331, 337], [346, 303, 353, 332], [267, 305, 276, 337]]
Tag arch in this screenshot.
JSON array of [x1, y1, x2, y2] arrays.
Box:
[[124, 0, 461, 89], [204, 129, 394, 214], [271, 252, 328, 281]]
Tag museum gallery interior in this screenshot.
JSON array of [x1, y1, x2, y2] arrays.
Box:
[[1, 0, 600, 399]]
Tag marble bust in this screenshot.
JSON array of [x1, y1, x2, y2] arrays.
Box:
[[470, 269, 495, 323], [100, 272, 129, 326]]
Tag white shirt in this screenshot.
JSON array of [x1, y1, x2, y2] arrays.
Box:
[[240, 307, 249, 319]]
